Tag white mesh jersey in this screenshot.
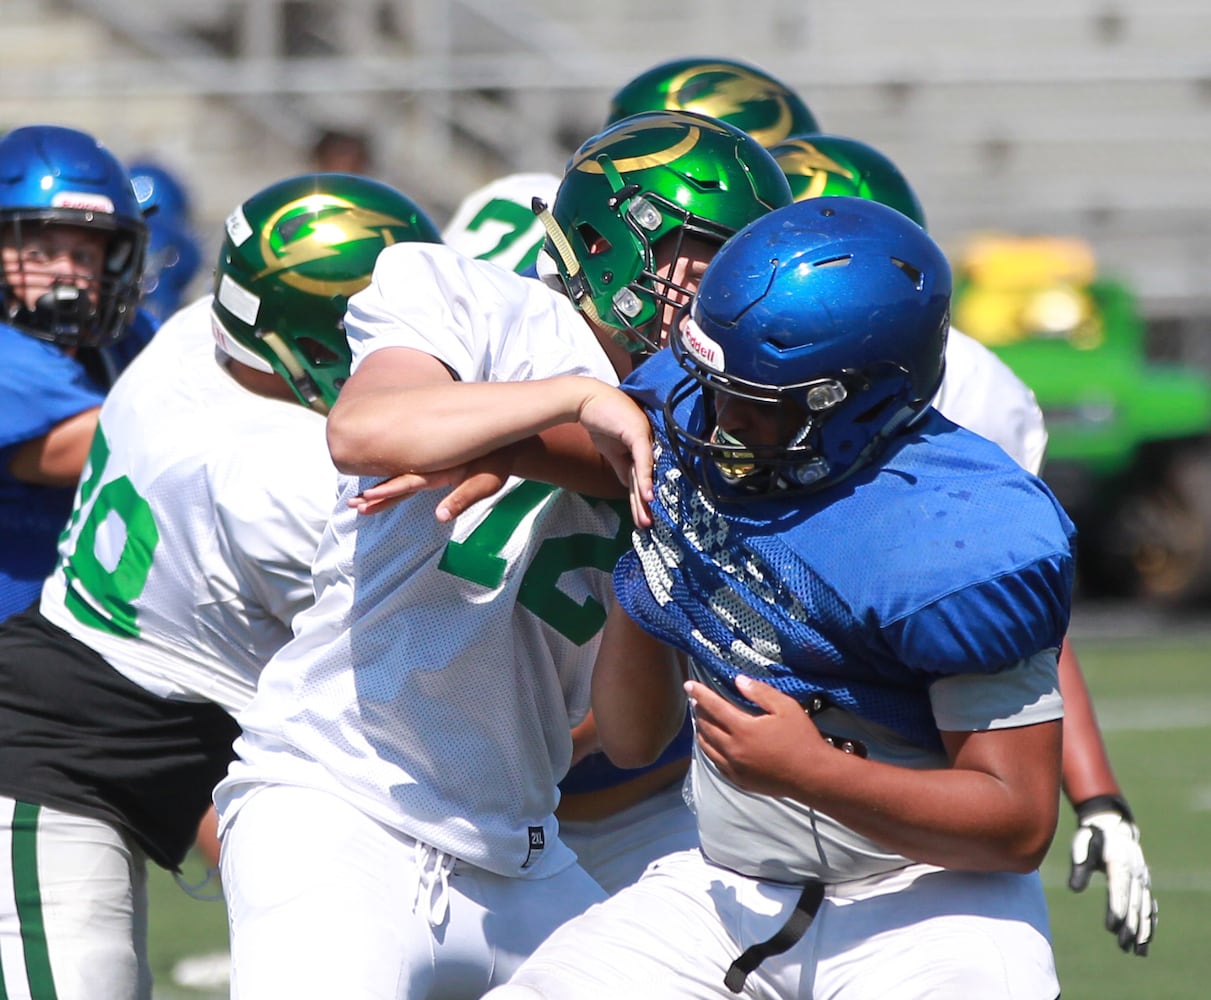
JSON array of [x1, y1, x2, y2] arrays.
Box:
[[935, 326, 1048, 475], [39, 295, 336, 715], [220, 245, 626, 880], [441, 172, 560, 274]]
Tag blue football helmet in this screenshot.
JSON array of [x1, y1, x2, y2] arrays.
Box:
[[665, 196, 952, 501], [127, 159, 193, 226], [128, 160, 202, 321], [0, 125, 148, 347]]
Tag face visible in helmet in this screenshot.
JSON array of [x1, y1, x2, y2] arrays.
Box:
[[1, 222, 109, 322], [542, 111, 793, 354], [646, 230, 720, 350], [706, 388, 815, 487], [665, 196, 952, 504], [0, 125, 148, 348]]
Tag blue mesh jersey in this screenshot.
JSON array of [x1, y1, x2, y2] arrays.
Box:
[[0, 311, 158, 619], [615, 349, 1077, 753]]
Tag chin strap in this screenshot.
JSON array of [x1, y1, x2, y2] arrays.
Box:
[[257, 329, 330, 414], [531, 197, 606, 332]]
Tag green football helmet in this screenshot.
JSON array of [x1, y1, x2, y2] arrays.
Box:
[[768, 133, 927, 229], [605, 57, 819, 148], [210, 173, 440, 412], [541, 110, 793, 352]]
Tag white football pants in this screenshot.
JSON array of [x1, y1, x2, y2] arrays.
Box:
[[220, 783, 607, 1000], [0, 798, 151, 1000], [484, 848, 1059, 999], [558, 779, 698, 895]]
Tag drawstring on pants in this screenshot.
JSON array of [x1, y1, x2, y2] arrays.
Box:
[[412, 839, 455, 927]]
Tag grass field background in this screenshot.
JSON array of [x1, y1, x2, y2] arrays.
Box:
[[145, 619, 1211, 998]]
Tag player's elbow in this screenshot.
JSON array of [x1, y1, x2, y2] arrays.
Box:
[[1013, 818, 1060, 872], [990, 805, 1060, 873], [599, 714, 684, 770], [602, 738, 664, 771], [326, 401, 387, 475]]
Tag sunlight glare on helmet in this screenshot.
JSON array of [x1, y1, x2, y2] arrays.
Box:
[[310, 222, 347, 245]]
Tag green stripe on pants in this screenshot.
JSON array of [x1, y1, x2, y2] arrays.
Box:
[[12, 802, 58, 1000]]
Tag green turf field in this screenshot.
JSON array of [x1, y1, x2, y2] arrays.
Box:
[[145, 628, 1211, 999]]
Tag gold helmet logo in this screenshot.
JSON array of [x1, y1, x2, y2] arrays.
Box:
[[253, 194, 406, 296], [772, 140, 854, 201], [572, 115, 736, 175], [667, 62, 795, 146]]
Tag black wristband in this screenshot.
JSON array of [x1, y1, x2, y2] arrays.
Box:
[[1075, 793, 1134, 825]]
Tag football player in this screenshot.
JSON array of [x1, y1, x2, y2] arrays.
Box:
[[770, 130, 1156, 955], [0, 172, 440, 1000], [212, 110, 792, 999], [0, 124, 155, 622], [485, 196, 1073, 1000], [442, 171, 560, 274], [600, 61, 1156, 953], [428, 89, 1064, 904]]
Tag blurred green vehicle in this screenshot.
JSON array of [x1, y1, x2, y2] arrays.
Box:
[[953, 235, 1211, 606]]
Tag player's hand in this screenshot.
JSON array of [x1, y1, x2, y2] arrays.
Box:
[[576, 385, 654, 527], [349, 449, 514, 521], [686, 675, 826, 799], [1068, 795, 1157, 955]]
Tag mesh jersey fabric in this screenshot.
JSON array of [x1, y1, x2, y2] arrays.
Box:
[[220, 247, 629, 879], [40, 295, 334, 715], [616, 347, 1075, 752]]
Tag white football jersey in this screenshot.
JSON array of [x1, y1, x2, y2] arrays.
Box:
[[221, 245, 626, 880], [40, 296, 336, 715], [442, 172, 560, 274], [935, 326, 1048, 475]]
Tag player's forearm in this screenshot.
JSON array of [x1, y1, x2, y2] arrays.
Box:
[[1057, 639, 1122, 805], [811, 766, 1057, 871], [592, 605, 687, 768], [328, 375, 602, 477], [8, 406, 100, 486], [785, 722, 1063, 872], [510, 424, 627, 498]]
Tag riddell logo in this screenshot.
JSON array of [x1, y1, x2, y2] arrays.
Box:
[[684, 320, 725, 371], [52, 192, 115, 214]]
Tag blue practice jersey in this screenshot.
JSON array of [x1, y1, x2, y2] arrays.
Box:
[[0, 311, 158, 619], [615, 349, 1076, 753]]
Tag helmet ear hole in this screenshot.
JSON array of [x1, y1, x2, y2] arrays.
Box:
[[853, 394, 899, 424], [295, 336, 341, 366], [576, 224, 611, 256]]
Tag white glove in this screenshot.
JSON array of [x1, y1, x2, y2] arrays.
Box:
[[1068, 795, 1157, 955]]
